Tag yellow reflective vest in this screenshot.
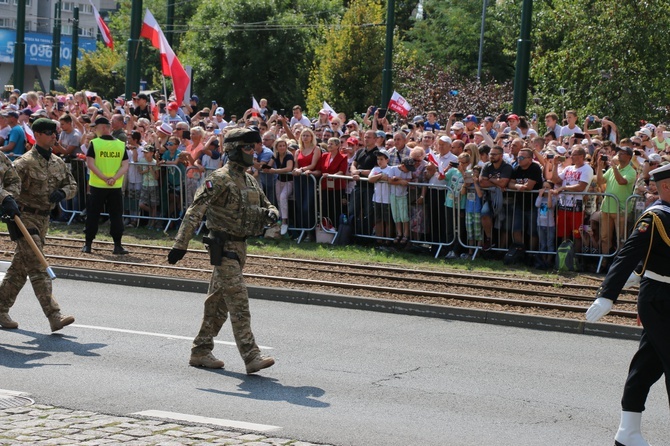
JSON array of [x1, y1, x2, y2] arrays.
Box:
[[89, 137, 125, 189]]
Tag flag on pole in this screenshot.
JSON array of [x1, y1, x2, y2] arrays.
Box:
[[252, 96, 261, 112], [387, 91, 412, 118], [149, 94, 159, 121], [89, 0, 113, 50], [426, 152, 438, 166], [22, 122, 35, 145], [322, 101, 337, 120], [140, 9, 190, 105]]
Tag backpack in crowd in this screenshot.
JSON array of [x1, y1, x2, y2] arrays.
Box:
[[503, 243, 525, 266], [334, 214, 353, 246], [555, 239, 577, 272]]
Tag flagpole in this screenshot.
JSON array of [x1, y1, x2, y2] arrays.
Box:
[[162, 75, 168, 103]]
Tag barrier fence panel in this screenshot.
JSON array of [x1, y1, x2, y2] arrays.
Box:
[[286, 173, 318, 242]]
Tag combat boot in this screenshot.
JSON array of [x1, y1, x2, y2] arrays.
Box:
[[245, 355, 275, 374], [113, 244, 128, 255], [49, 313, 75, 332], [189, 352, 225, 369], [0, 312, 18, 329]]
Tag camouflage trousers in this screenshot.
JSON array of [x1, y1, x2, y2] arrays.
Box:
[[0, 216, 60, 318], [191, 256, 261, 363]]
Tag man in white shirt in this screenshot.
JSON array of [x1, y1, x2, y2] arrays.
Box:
[[289, 105, 311, 127]]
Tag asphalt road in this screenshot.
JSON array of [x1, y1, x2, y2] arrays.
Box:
[[0, 278, 668, 446]]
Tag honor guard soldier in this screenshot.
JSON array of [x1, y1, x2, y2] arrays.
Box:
[[168, 127, 279, 374], [0, 118, 77, 332], [586, 162, 670, 446], [81, 116, 130, 255]]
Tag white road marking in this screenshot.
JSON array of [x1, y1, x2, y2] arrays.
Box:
[[71, 324, 273, 350], [0, 389, 29, 397], [131, 410, 282, 432]]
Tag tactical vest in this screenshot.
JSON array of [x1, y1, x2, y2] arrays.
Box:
[[89, 137, 125, 188], [215, 170, 265, 238]]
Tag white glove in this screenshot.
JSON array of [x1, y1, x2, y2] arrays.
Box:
[[623, 272, 641, 289], [585, 297, 614, 323]]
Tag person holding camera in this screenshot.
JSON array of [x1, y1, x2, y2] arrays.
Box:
[[596, 146, 636, 258]]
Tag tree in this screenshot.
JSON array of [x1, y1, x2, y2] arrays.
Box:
[[306, 0, 385, 118], [60, 45, 125, 98], [181, 0, 341, 115]]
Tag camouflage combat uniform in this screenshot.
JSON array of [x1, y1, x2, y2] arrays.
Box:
[[174, 161, 278, 363], [0, 147, 77, 319]]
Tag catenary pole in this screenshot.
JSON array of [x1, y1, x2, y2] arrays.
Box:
[[125, 0, 143, 99], [512, 0, 532, 116], [13, 0, 26, 92], [380, 0, 395, 111]]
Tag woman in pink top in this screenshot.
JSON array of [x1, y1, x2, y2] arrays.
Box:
[[292, 128, 321, 234]]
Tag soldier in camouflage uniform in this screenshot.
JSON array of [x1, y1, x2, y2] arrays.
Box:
[[168, 127, 279, 374], [0, 148, 21, 329], [0, 119, 78, 332]]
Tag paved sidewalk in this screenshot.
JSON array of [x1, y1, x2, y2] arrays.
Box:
[[0, 405, 330, 445]]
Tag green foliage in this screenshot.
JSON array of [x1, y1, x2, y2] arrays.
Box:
[[529, 0, 670, 134], [404, 0, 515, 81], [70, 44, 126, 99], [182, 0, 341, 115], [306, 0, 385, 117]]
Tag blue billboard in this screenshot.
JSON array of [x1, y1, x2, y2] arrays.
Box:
[[0, 29, 97, 67]]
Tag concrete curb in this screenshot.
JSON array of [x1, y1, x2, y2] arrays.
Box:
[[52, 266, 642, 341]]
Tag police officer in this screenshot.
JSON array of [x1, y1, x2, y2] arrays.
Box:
[[0, 118, 77, 332], [586, 162, 670, 446], [168, 127, 279, 374], [82, 116, 129, 255]]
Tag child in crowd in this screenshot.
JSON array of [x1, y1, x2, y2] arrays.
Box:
[[535, 181, 557, 268], [461, 165, 483, 258], [139, 145, 160, 229], [368, 149, 393, 243], [388, 158, 416, 244]]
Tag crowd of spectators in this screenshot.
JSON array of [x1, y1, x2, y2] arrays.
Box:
[[2, 88, 668, 270]]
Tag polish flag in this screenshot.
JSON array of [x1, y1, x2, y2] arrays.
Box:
[[251, 96, 260, 117], [22, 122, 35, 145], [387, 91, 411, 118], [89, 0, 113, 50], [140, 9, 190, 105], [322, 101, 337, 120], [426, 152, 438, 166], [149, 94, 159, 121]]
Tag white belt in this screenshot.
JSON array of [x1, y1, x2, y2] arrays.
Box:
[[643, 270, 670, 284]]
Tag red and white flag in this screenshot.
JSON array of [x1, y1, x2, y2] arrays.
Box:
[[89, 0, 113, 50], [22, 122, 35, 145], [252, 96, 261, 112], [322, 101, 337, 120], [140, 9, 190, 105], [426, 152, 438, 166], [149, 94, 159, 121], [387, 91, 411, 118]]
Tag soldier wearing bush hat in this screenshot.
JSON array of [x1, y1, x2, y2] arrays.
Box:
[[586, 161, 670, 446], [168, 126, 278, 374], [0, 118, 77, 332]]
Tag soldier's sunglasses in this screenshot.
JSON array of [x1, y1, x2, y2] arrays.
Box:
[[38, 130, 56, 136], [239, 144, 256, 152]]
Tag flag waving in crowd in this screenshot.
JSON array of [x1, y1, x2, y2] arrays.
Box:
[[89, 0, 113, 50], [387, 91, 412, 118], [140, 9, 190, 105]]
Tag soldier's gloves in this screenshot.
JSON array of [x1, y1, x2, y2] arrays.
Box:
[[585, 297, 613, 323], [168, 248, 187, 264], [48, 189, 66, 203], [623, 272, 641, 289], [264, 209, 280, 225], [0, 196, 20, 220]]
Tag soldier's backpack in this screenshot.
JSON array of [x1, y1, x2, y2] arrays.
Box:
[[555, 239, 577, 272], [503, 243, 525, 265]]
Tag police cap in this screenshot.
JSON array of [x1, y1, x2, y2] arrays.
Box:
[[94, 116, 111, 126], [224, 127, 261, 145], [650, 163, 670, 183], [31, 118, 57, 133]]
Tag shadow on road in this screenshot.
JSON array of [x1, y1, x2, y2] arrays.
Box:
[[198, 371, 329, 408], [0, 329, 107, 366]]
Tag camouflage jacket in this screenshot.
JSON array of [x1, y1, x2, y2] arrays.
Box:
[[174, 161, 277, 250], [14, 147, 78, 211], [0, 152, 21, 203]]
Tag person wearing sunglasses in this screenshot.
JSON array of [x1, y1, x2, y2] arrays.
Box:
[[0, 118, 77, 332], [81, 116, 130, 255], [168, 127, 277, 374]]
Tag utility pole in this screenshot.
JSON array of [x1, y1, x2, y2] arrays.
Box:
[[166, 0, 174, 47], [477, 0, 488, 80], [380, 0, 395, 112], [13, 0, 27, 92], [125, 0, 143, 99], [512, 0, 532, 116], [69, 6, 79, 90], [50, 0, 63, 92]]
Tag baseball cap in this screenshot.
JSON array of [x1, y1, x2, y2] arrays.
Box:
[[402, 157, 416, 171], [617, 146, 633, 156], [375, 130, 386, 138], [648, 153, 662, 163], [167, 102, 179, 111], [94, 116, 111, 126], [377, 149, 390, 159], [318, 109, 329, 115], [20, 108, 32, 116], [507, 114, 519, 121], [484, 116, 495, 123], [190, 95, 199, 103], [464, 114, 478, 123], [413, 115, 423, 123], [450, 121, 465, 130], [347, 136, 359, 146], [555, 146, 567, 155], [439, 135, 452, 144], [215, 107, 225, 116]]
